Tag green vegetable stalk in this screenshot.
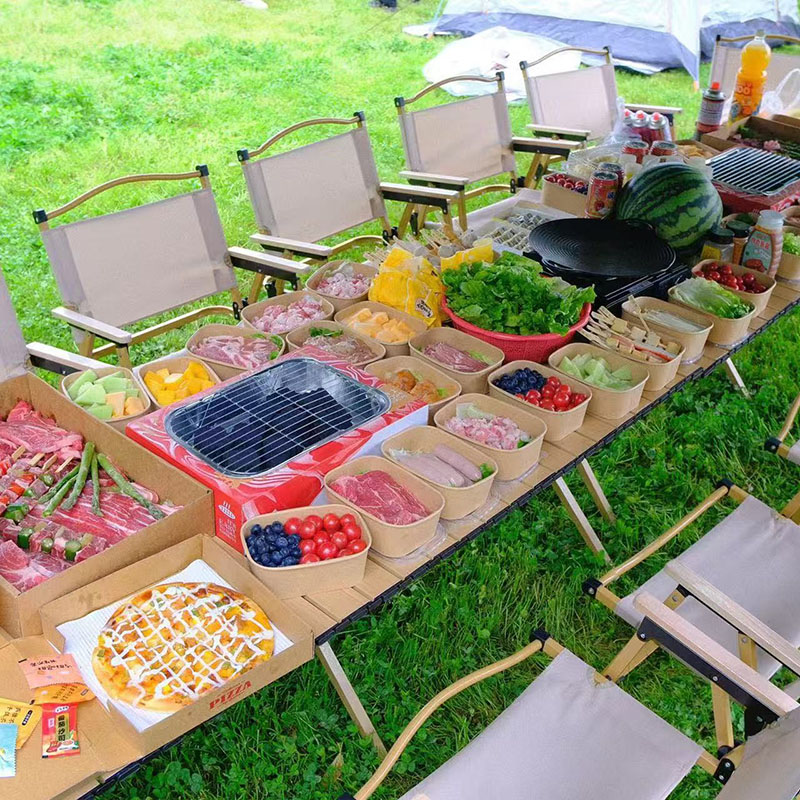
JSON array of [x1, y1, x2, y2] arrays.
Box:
[[62, 442, 95, 512], [38, 466, 79, 506], [91, 454, 103, 517], [43, 476, 77, 517], [783, 231, 800, 256], [96, 454, 165, 520]]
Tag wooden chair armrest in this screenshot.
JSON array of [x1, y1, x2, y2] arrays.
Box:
[[248, 234, 333, 260], [633, 592, 798, 718], [625, 103, 683, 116], [399, 170, 469, 190], [515, 135, 582, 156], [526, 123, 591, 140], [51, 307, 132, 346], [26, 343, 106, 376], [228, 246, 312, 279], [665, 561, 800, 676], [777, 391, 800, 443], [379, 182, 459, 212]]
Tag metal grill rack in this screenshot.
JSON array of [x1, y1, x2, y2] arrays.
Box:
[[709, 146, 800, 196], [165, 358, 390, 477]]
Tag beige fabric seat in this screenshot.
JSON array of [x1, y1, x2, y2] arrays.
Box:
[[398, 649, 702, 800], [616, 496, 800, 677], [788, 441, 800, 466]]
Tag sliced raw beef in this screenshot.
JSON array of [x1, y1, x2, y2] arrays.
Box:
[[30, 551, 71, 578], [75, 536, 108, 562], [252, 296, 327, 334], [0, 402, 83, 461], [190, 334, 279, 370], [422, 342, 489, 373], [0, 519, 21, 542], [330, 470, 429, 525], [0, 540, 47, 592]]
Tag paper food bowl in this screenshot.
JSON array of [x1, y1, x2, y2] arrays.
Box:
[[541, 171, 589, 216], [409, 326, 504, 394], [548, 343, 649, 420], [185, 323, 285, 380], [134, 356, 222, 409], [778, 246, 800, 282], [306, 261, 378, 313], [620, 296, 712, 365], [324, 455, 444, 558], [667, 284, 756, 347], [487, 360, 591, 442], [240, 505, 371, 598], [433, 393, 546, 481], [365, 355, 461, 423], [334, 301, 428, 358], [285, 320, 385, 367], [692, 260, 776, 316], [61, 366, 151, 432], [241, 290, 335, 337], [381, 426, 497, 521]]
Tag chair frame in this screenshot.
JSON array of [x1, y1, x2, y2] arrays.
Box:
[[34, 166, 302, 368], [238, 113, 458, 302], [586, 481, 800, 754], [765, 391, 800, 520], [394, 71, 574, 231]]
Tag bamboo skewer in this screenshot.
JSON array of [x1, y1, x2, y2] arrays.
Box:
[[587, 307, 681, 363]]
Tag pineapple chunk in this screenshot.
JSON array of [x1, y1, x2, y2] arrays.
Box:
[[164, 372, 184, 386], [156, 368, 171, 380], [156, 389, 176, 406]]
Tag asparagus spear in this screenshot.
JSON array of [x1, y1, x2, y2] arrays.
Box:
[[38, 466, 79, 506], [91, 454, 103, 517], [62, 442, 95, 512], [96, 454, 165, 520], [43, 476, 77, 517]]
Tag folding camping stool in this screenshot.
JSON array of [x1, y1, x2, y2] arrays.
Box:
[[586, 481, 800, 754], [34, 167, 301, 367], [237, 113, 459, 303], [521, 46, 682, 147], [765, 390, 800, 520], [393, 72, 573, 232], [337, 615, 800, 800]]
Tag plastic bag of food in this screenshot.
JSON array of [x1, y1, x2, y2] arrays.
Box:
[[439, 238, 494, 271], [369, 245, 444, 327], [760, 68, 800, 118]]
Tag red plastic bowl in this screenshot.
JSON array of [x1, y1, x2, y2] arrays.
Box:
[[440, 297, 592, 363]]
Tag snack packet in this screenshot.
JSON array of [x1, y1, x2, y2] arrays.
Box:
[[0, 698, 41, 749], [19, 655, 94, 706], [42, 705, 80, 759], [0, 723, 16, 777]]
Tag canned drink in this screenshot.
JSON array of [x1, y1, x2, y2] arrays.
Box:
[[597, 161, 624, 192], [622, 139, 649, 164], [647, 112, 671, 142], [585, 171, 618, 219], [649, 140, 679, 157]]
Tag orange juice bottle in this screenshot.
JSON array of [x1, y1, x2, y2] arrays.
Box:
[[729, 31, 772, 122]]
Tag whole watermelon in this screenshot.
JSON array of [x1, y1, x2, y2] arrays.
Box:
[[616, 162, 722, 253]]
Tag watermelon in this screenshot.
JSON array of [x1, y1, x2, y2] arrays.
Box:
[[616, 163, 722, 253]]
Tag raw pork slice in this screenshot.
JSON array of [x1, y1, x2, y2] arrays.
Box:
[[191, 334, 279, 370], [0, 540, 47, 592], [330, 470, 429, 525], [252, 296, 327, 335], [0, 402, 83, 461], [422, 342, 489, 373]]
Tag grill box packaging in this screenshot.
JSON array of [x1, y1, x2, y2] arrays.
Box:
[[0, 532, 313, 800], [127, 347, 427, 553], [0, 276, 212, 638]]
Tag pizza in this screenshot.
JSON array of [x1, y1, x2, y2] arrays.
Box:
[[91, 581, 275, 712]]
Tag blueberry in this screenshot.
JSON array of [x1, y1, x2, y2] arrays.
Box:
[[282, 556, 299, 566], [288, 533, 301, 545], [269, 522, 284, 534], [250, 524, 263, 537], [290, 546, 302, 558], [275, 535, 289, 549], [270, 552, 283, 566], [265, 532, 278, 546]]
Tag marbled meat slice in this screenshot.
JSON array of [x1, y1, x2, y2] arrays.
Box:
[[422, 342, 488, 373], [192, 335, 279, 370], [0, 402, 83, 461], [330, 470, 429, 525]]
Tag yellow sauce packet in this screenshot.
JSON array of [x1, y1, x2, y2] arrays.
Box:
[[0, 698, 41, 749]]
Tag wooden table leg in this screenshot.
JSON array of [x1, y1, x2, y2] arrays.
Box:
[[553, 477, 609, 562], [577, 460, 616, 523], [724, 358, 750, 398]]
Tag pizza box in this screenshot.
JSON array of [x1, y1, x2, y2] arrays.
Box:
[[39, 533, 314, 755], [0, 274, 214, 639], [701, 115, 800, 152], [0, 623, 9, 647]]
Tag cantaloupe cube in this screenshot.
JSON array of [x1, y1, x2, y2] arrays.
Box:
[[106, 391, 126, 418], [372, 312, 389, 324], [353, 309, 372, 322], [124, 396, 146, 416]]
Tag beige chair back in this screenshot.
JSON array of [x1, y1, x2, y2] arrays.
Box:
[[0, 268, 28, 381], [38, 176, 235, 329], [239, 117, 386, 242], [523, 61, 619, 140], [397, 81, 515, 182]]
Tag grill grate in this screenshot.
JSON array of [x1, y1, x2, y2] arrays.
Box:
[[165, 358, 391, 477], [709, 146, 800, 196]]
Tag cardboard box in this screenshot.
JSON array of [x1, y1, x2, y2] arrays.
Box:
[[0, 534, 312, 800], [701, 115, 800, 152], [0, 373, 212, 637]]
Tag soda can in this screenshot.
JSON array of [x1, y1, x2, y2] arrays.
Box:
[[649, 140, 679, 157], [622, 139, 649, 164], [585, 171, 618, 219], [597, 161, 624, 192]]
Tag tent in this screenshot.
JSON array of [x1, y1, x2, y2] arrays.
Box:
[[417, 0, 800, 81]]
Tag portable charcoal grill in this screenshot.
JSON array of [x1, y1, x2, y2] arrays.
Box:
[[708, 146, 800, 212], [165, 358, 391, 478]]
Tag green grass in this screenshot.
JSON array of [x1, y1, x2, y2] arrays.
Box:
[[1, 2, 799, 798]]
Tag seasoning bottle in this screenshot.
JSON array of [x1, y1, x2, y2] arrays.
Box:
[[695, 82, 726, 139], [699, 225, 735, 263], [725, 219, 752, 265], [741, 210, 784, 276]]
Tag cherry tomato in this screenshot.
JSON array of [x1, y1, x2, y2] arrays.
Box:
[[284, 517, 302, 535], [337, 547, 354, 558], [339, 513, 356, 528], [553, 391, 572, 410], [331, 531, 349, 550], [349, 538, 367, 553], [539, 399, 556, 411], [299, 539, 316, 555], [541, 385, 555, 399], [525, 389, 541, 400], [323, 513, 341, 533], [305, 514, 323, 532], [300, 553, 321, 564], [299, 520, 317, 540], [719, 263, 733, 274], [571, 393, 588, 406], [313, 532, 331, 548], [707, 270, 721, 282], [342, 523, 362, 540], [546, 375, 561, 388], [318, 542, 339, 560]]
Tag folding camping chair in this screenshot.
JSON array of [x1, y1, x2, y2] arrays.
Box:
[[237, 113, 459, 303], [520, 46, 682, 146], [765, 390, 800, 511], [34, 166, 303, 367], [710, 35, 800, 120], [586, 481, 800, 753], [393, 71, 574, 232], [337, 615, 800, 800]]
